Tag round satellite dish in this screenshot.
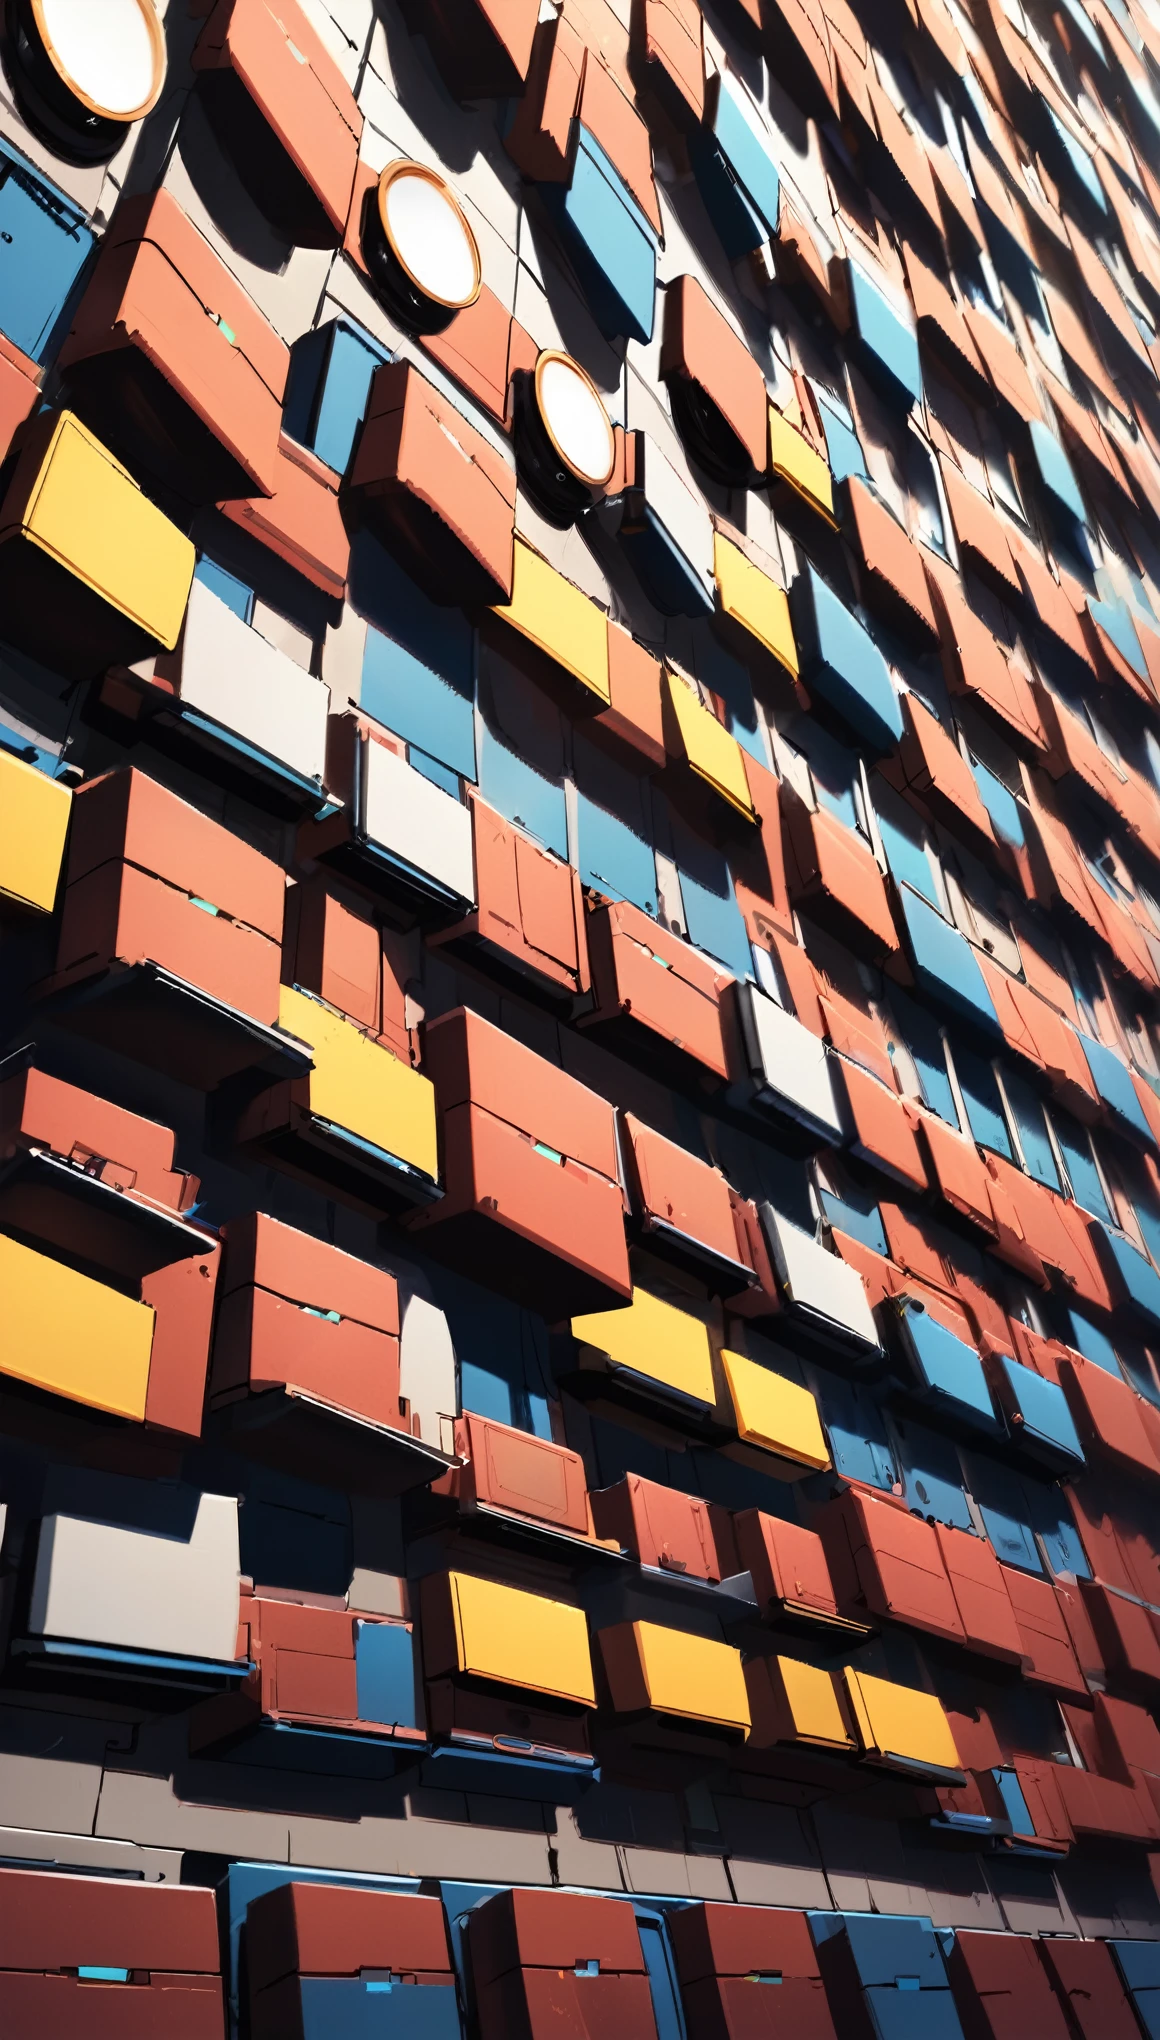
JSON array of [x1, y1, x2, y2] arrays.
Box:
[[363, 160, 481, 335], [6, 0, 166, 162], [514, 349, 616, 526]]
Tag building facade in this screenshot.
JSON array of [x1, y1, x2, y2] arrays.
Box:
[[1, 0, 1160, 2030]]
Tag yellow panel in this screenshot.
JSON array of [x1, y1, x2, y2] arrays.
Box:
[[842, 1668, 962, 1772], [449, 1570, 595, 1704], [774, 1655, 853, 1746], [494, 539, 610, 703], [0, 749, 70, 914], [768, 403, 836, 526], [279, 986, 439, 1183], [713, 533, 800, 678], [663, 669, 756, 821], [0, 1232, 154, 1421], [634, 1621, 750, 1732], [572, 1286, 715, 1405], [721, 1350, 830, 1470], [13, 413, 194, 649]]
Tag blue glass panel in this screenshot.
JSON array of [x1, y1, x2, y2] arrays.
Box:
[[891, 990, 957, 1125], [283, 317, 391, 475], [813, 1368, 895, 1488], [671, 814, 752, 980], [790, 563, 903, 756], [1045, 105, 1108, 212], [798, 722, 860, 831], [970, 757, 1024, 846], [440, 1272, 553, 1440], [544, 131, 657, 343], [408, 748, 460, 797], [894, 1419, 973, 1528], [0, 147, 93, 362], [1030, 418, 1087, 527], [477, 719, 568, 861], [1092, 1221, 1160, 1331], [620, 507, 715, 617], [1088, 595, 1149, 680], [1003, 1072, 1061, 1189], [1023, 1481, 1091, 1577], [899, 1309, 999, 1432], [357, 542, 476, 781], [1066, 1307, 1122, 1376], [813, 386, 866, 483], [968, 1456, 1043, 1571], [195, 555, 254, 622], [1076, 1032, 1152, 1140], [876, 805, 939, 905], [993, 1769, 1035, 1832], [1054, 1113, 1112, 1221], [693, 75, 780, 257], [998, 1356, 1083, 1467], [956, 1049, 1013, 1158], [298, 1977, 462, 2038], [691, 134, 769, 257], [712, 76, 781, 231], [819, 1190, 887, 1256], [897, 887, 1001, 1036], [848, 263, 923, 407], [356, 1621, 419, 1728]]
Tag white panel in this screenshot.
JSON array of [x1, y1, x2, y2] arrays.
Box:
[[29, 1490, 241, 1662], [639, 436, 715, 591], [168, 580, 330, 785], [764, 1211, 880, 1350], [399, 1292, 458, 1452], [361, 739, 476, 905], [739, 984, 843, 1140]]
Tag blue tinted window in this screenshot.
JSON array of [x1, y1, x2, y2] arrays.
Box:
[[1024, 1482, 1091, 1578], [956, 1050, 1013, 1157], [876, 804, 939, 906], [819, 1190, 887, 1256], [812, 386, 866, 483], [1003, 1072, 1061, 1190], [441, 1273, 553, 1439], [671, 813, 752, 980], [477, 642, 567, 858], [970, 757, 1024, 847], [1054, 1112, 1112, 1222], [195, 555, 253, 623], [574, 736, 656, 913], [353, 536, 475, 780], [1067, 1308, 1122, 1376], [283, 317, 390, 474], [891, 990, 957, 1125], [968, 1456, 1043, 1571], [0, 148, 93, 361], [813, 1368, 895, 1489], [798, 722, 861, 831], [893, 1420, 972, 1528]]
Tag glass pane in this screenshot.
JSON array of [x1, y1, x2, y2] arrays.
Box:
[[956, 1049, 1014, 1158]]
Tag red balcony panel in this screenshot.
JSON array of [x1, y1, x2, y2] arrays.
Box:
[[0, 332, 40, 464], [0, 1867, 223, 2034], [622, 1113, 751, 1288], [593, 621, 667, 773], [411, 0, 540, 100], [834, 1058, 927, 1192], [578, 51, 661, 232], [672, 1902, 836, 2040], [350, 361, 516, 605], [283, 875, 416, 1060], [817, 1488, 965, 1642], [432, 797, 588, 1001], [999, 1566, 1086, 1696], [1065, 1481, 1137, 1594], [844, 476, 939, 648], [814, 980, 894, 1088], [1053, 1762, 1160, 1841], [192, 0, 362, 246], [916, 1110, 998, 1234], [246, 1881, 451, 1989], [939, 462, 1021, 605], [782, 793, 900, 960], [469, 1887, 649, 1983], [592, 1474, 719, 1579], [60, 190, 288, 503], [948, 1927, 1070, 2040], [141, 1236, 221, 1438], [476, 1966, 659, 2040], [934, 1524, 1024, 1664], [0, 1060, 197, 1216], [424, 1672, 591, 1765], [925, 554, 1046, 752], [1058, 1352, 1160, 1481], [214, 1212, 400, 1423], [661, 274, 768, 482], [1079, 1580, 1160, 1696], [1037, 1935, 1141, 2040], [632, 0, 705, 131], [453, 1411, 590, 1533], [1009, 1757, 1073, 1846], [405, 1007, 630, 1316], [732, 746, 796, 949], [1095, 1692, 1160, 1779], [901, 238, 988, 399], [580, 895, 732, 1080], [221, 432, 349, 600], [733, 1510, 843, 1625], [888, 691, 997, 854], [1052, 1575, 1105, 1689]]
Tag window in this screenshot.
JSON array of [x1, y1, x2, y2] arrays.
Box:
[[574, 735, 657, 915], [953, 1047, 1014, 1157], [1052, 1110, 1112, 1221], [888, 988, 958, 1124], [891, 1416, 973, 1528], [796, 721, 864, 833], [354, 536, 476, 782], [1066, 1308, 1122, 1377], [440, 1270, 553, 1439], [873, 783, 942, 907], [194, 555, 253, 624], [1001, 1070, 1062, 1190], [477, 642, 567, 860]]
